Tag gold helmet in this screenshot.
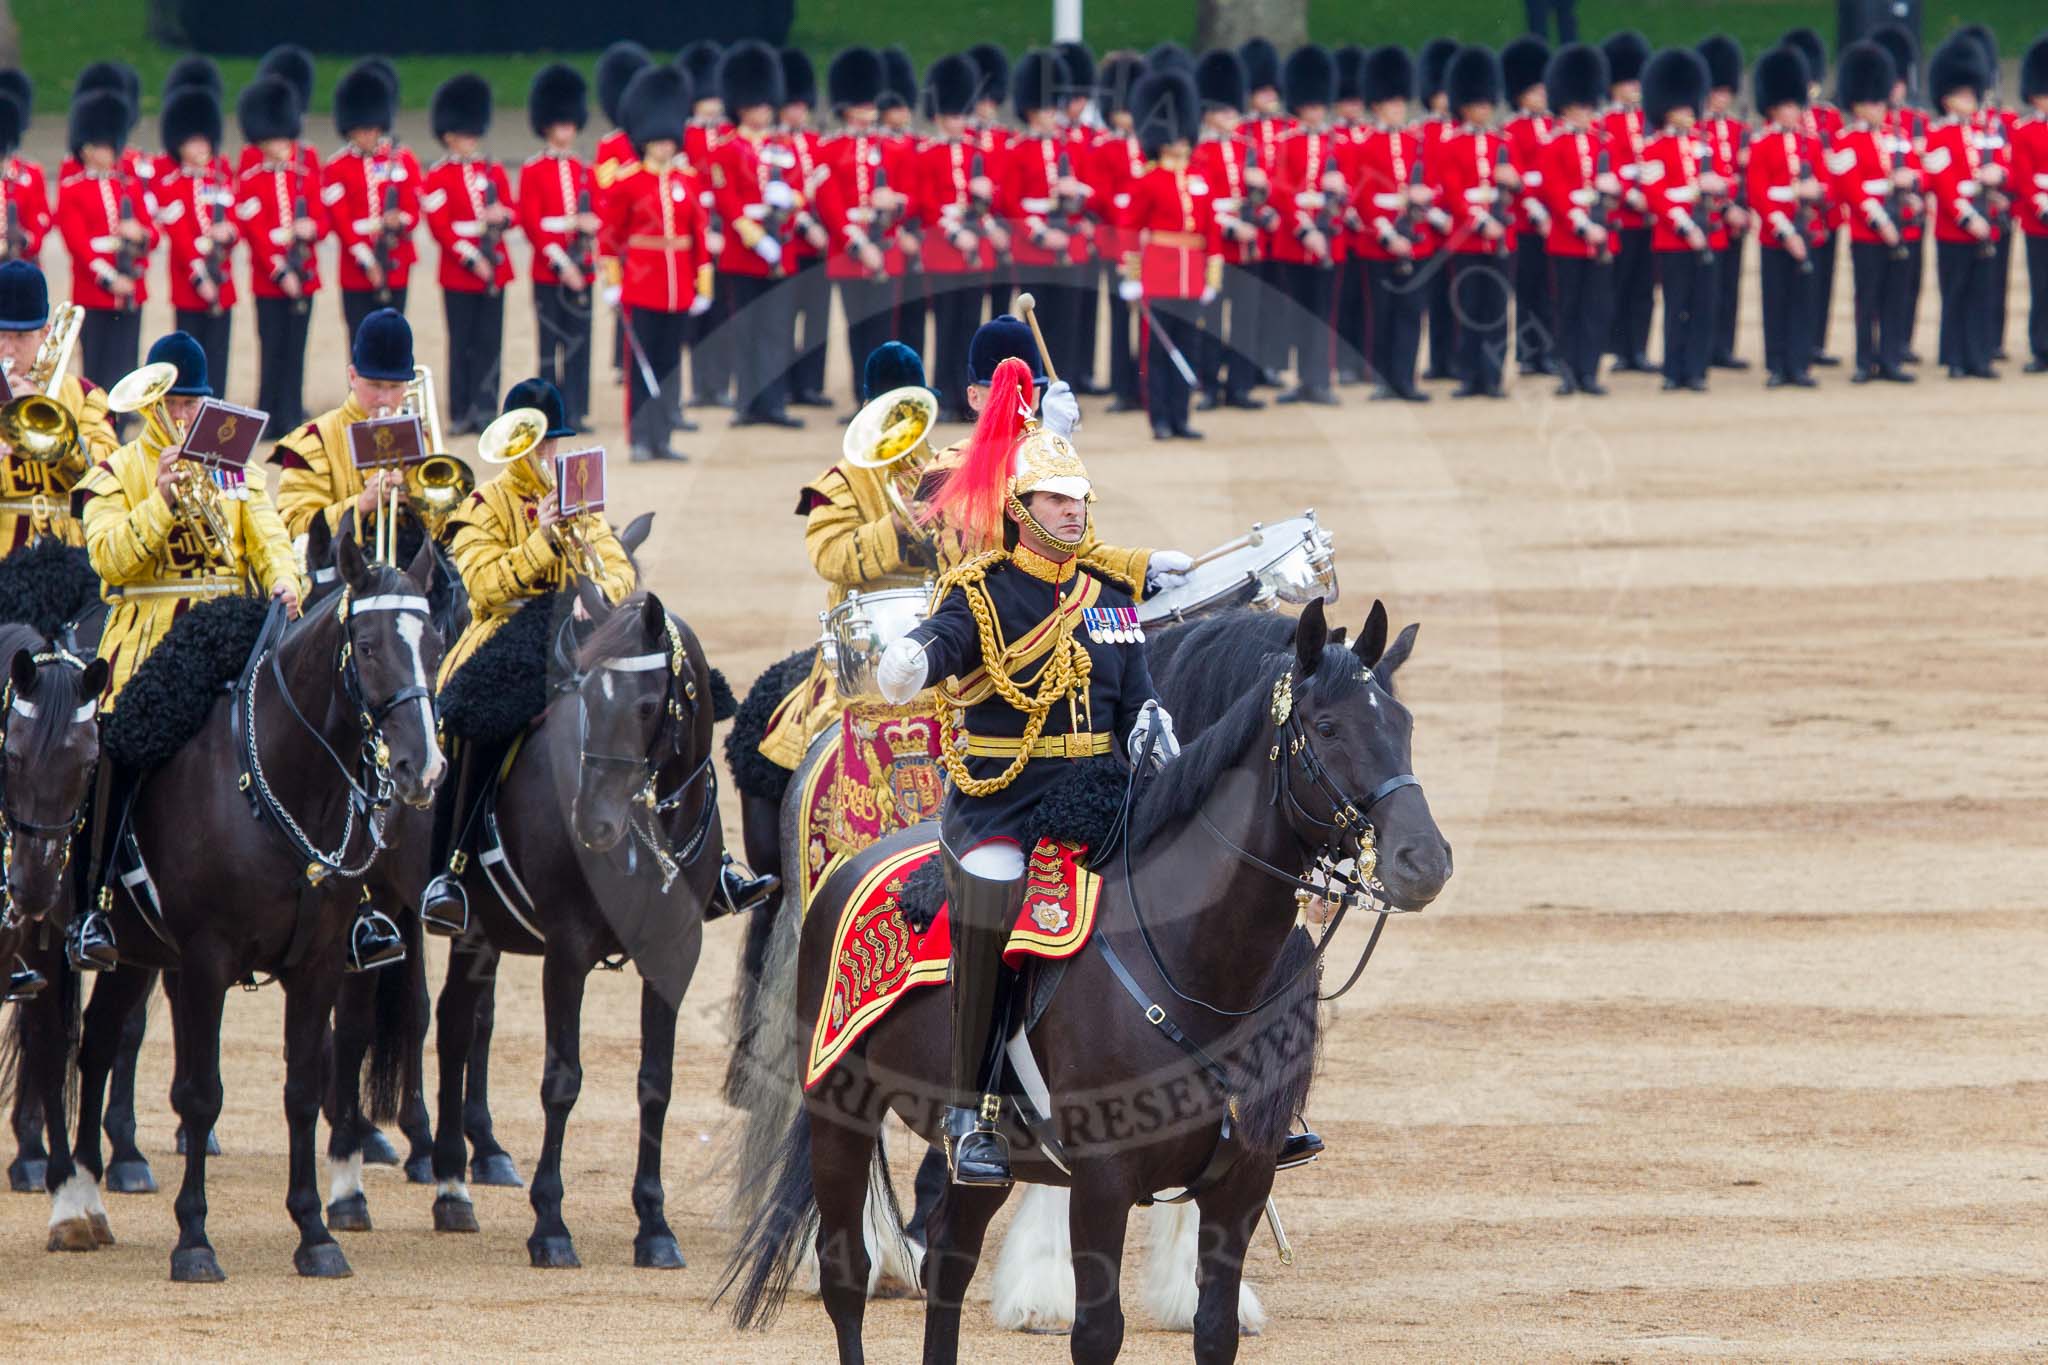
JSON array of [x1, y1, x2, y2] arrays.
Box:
[[928, 356, 1093, 553]]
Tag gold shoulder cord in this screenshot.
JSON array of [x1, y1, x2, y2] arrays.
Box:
[[932, 552, 1093, 798]]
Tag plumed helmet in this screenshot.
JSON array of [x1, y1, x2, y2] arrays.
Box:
[[1283, 43, 1336, 111], [1697, 34, 1742, 91], [335, 60, 397, 138], [161, 85, 222, 155], [1602, 30, 1651, 85], [1501, 35, 1551, 102], [237, 75, 302, 145], [1836, 40, 1896, 108], [924, 53, 979, 119], [1364, 46, 1415, 106], [596, 41, 652, 127], [526, 62, 588, 137], [827, 46, 885, 110], [1546, 43, 1610, 113], [1753, 46, 1811, 112], [1445, 44, 1503, 112], [1195, 48, 1248, 112], [719, 40, 784, 115], [429, 73, 492, 141], [1642, 48, 1710, 127]]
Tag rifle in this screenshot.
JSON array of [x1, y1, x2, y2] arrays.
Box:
[[968, 151, 1011, 266], [1790, 141, 1819, 276], [477, 173, 506, 296], [565, 187, 597, 308], [1390, 153, 1427, 275], [1693, 143, 1721, 263], [1488, 141, 1517, 259], [870, 162, 922, 274], [1587, 147, 1617, 263], [1975, 126, 2009, 261], [273, 193, 316, 313], [1241, 143, 1272, 263], [372, 183, 403, 303], [113, 195, 148, 313], [1054, 149, 1094, 261], [1, 198, 23, 261], [760, 165, 794, 278], [193, 187, 230, 317]]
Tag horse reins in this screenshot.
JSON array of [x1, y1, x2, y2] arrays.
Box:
[[0, 649, 96, 919]]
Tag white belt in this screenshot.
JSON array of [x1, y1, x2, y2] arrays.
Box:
[[115, 578, 244, 598], [0, 499, 61, 513]]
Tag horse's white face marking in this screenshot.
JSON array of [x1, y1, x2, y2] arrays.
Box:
[[600, 671, 615, 702], [394, 612, 445, 784]]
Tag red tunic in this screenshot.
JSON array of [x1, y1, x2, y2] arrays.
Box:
[[1119, 158, 1216, 299], [518, 148, 597, 286], [422, 156, 516, 293], [56, 170, 157, 310], [908, 135, 994, 273], [1539, 124, 1610, 259], [1502, 112, 1555, 236], [1191, 132, 1267, 266], [1601, 106, 1649, 230], [1268, 124, 1346, 265], [708, 131, 800, 280], [1825, 122, 1907, 245], [598, 161, 710, 312], [2009, 113, 2048, 237], [1921, 118, 1999, 246], [1000, 133, 1087, 267], [1350, 123, 1437, 262], [1747, 125, 1824, 251], [782, 126, 827, 267], [322, 142, 422, 293], [1639, 129, 1708, 253], [153, 163, 239, 312], [1432, 125, 1511, 257], [814, 130, 915, 280], [0, 156, 51, 261], [233, 158, 326, 299], [1091, 129, 1146, 265]]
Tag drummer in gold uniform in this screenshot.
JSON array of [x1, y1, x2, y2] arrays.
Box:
[[269, 307, 419, 542], [0, 261, 118, 550]]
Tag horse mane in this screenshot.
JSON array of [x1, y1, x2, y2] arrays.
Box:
[[0, 622, 85, 758]]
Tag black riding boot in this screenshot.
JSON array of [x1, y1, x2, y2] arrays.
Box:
[[938, 846, 1023, 1188], [705, 852, 780, 920], [68, 758, 128, 973], [5, 955, 45, 1002], [420, 738, 477, 937], [346, 894, 406, 973]]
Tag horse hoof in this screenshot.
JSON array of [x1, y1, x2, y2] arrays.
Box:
[[633, 1234, 686, 1270], [170, 1247, 226, 1282], [47, 1217, 98, 1252], [528, 1235, 581, 1269], [432, 1195, 479, 1234], [404, 1153, 435, 1185], [326, 1193, 372, 1232], [174, 1130, 223, 1157], [470, 1151, 523, 1188], [106, 1159, 158, 1195], [9, 1157, 46, 1192], [295, 1242, 353, 1278], [90, 1211, 115, 1246], [360, 1129, 401, 1167]]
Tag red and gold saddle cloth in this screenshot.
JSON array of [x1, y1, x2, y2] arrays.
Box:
[[804, 837, 1102, 1090], [795, 702, 949, 908]]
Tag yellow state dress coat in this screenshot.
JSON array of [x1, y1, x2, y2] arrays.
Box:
[[0, 373, 120, 551]]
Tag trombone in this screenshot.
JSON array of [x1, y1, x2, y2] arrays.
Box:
[[477, 405, 610, 587], [842, 384, 938, 529], [107, 360, 235, 575], [371, 363, 457, 564]]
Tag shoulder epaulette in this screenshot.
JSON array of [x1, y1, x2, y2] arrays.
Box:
[[934, 547, 1006, 596], [1077, 550, 1139, 595]]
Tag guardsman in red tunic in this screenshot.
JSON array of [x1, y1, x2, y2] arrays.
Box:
[[1055, 41, 1107, 396], [816, 46, 919, 412], [2011, 39, 2048, 372], [0, 85, 51, 266], [1698, 35, 1751, 370], [1269, 44, 1344, 406], [1599, 31, 1654, 371], [1091, 54, 1148, 412], [1191, 49, 1269, 410], [1434, 46, 1515, 399], [680, 40, 738, 412], [780, 49, 835, 410], [1921, 40, 2003, 379], [326, 62, 420, 345], [1747, 47, 1823, 387], [234, 77, 325, 433], [708, 41, 805, 430], [60, 62, 149, 188], [1000, 50, 1091, 389], [592, 42, 653, 392], [1121, 71, 1213, 441], [1827, 42, 1916, 385], [239, 44, 322, 182], [1782, 27, 1845, 367], [1500, 36, 1556, 379], [1540, 44, 1619, 396], [423, 75, 517, 434], [1238, 37, 1294, 383], [58, 89, 155, 394], [520, 63, 599, 432], [910, 54, 997, 424], [1349, 46, 1440, 403], [1329, 46, 1371, 384], [599, 66, 711, 463], [1638, 49, 1719, 391], [155, 86, 238, 399], [964, 43, 1016, 325]]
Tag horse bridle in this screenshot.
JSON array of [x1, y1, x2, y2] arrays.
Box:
[[0, 649, 96, 920]]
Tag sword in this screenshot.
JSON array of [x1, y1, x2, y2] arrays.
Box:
[[1140, 301, 1200, 388], [1264, 1197, 1293, 1266], [615, 304, 663, 399]]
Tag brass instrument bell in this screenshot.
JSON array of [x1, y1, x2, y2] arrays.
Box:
[[842, 384, 938, 527]]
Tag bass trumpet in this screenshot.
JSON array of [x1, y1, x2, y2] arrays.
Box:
[[371, 364, 453, 564], [842, 384, 938, 529], [108, 360, 235, 575]]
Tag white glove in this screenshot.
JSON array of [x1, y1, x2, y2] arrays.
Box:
[[1199, 286, 1219, 306], [753, 235, 784, 267], [763, 179, 797, 211], [877, 637, 928, 705], [688, 293, 713, 316], [1039, 379, 1080, 439], [1117, 278, 1143, 302], [1128, 700, 1181, 767], [1145, 550, 1193, 594], [601, 284, 622, 308]]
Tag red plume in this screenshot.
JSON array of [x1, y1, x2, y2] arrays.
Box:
[[924, 356, 1032, 550]]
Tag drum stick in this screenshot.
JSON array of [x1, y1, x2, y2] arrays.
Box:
[[1013, 291, 1061, 385]]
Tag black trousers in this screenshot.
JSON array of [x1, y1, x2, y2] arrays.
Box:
[[623, 305, 688, 454], [1279, 261, 1335, 393], [1366, 258, 1426, 395], [1758, 246, 1815, 380], [1524, 0, 1578, 41], [1609, 226, 1654, 361], [1550, 254, 1611, 389], [173, 308, 231, 405], [893, 272, 930, 370], [692, 275, 733, 405], [1145, 297, 1199, 433], [1255, 257, 1289, 373], [533, 281, 592, 429], [1848, 240, 1912, 374], [724, 271, 796, 419], [1423, 255, 1455, 377], [790, 255, 830, 399], [1904, 232, 1925, 345], [929, 271, 985, 418], [1513, 233, 1553, 371], [1810, 230, 1839, 356], [254, 295, 313, 433], [1714, 239, 1743, 361], [1936, 239, 1999, 373], [79, 305, 141, 392], [1450, 253, 1509, 391], [1073, 261, 1101, 388], [2027, 233, 2048, 362], [1334, 255, 1368, 379], [442, 289, 504, 434], [1107, 273, 1140, 402], [838, 275, 897, 402], [1993, 229, 2013, 356], [1198, 262, 1262, 401], [1658, 250, 1716, 385], [342, 285, 407, 347]]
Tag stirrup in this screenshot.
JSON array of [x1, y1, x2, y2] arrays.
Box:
[[944, 1096, 1012, 1188], [708, 854, 779, 920], [1276, 1128, 1325, 1172], [419, 872, 469, 937], [346, 907, 406, 974], [6, 955, 46, 1003], [67, 912, 117, 974]]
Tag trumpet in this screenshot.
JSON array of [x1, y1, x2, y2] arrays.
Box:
[[477, 405, 609, 586], [370, 363, 452, 564], [108, 360, 235, 575], [842, 384, 938, 529]]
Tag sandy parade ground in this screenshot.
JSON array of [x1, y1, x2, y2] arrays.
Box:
[[1, 114, 2046, 1360]]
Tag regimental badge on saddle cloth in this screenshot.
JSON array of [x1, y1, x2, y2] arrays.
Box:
[[182, 398, 269, 502], [1081, 606, 1143, 644]]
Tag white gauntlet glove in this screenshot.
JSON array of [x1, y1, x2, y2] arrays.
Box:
[[1039, 379, 1080, 439], [763, 179, 798, 211], [753, 235, 784, 267], [1128, 699, 1181, 767], [1145, 550, 1193, 594], [1117, 278, 1144, 302], [688, 293, 714, 316], [877, 637, 929, 705]]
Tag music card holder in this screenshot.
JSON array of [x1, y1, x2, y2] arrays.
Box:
[[555, 447, 606, 518], [182, 398, 268, 498], [347, 413, 427, 472]]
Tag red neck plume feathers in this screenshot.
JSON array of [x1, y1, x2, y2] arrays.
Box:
[[924, 355, 1033, 550]]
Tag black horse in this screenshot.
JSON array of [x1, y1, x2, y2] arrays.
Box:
[[724, 598, 1453, 1363], [425, 585, 720, 1269]]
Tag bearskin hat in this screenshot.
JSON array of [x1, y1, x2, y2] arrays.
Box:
[[68, 92, 132, 155], [1602, 30, 1651, 86], [781, 47, 817, 108], [967, 42, 1010, 104], [1195, 48, 1247, 112], [1955, 23, 1997, 74], [74, 60, 140, 111], [1132, 69, 1200, 159], [1420, 38, 1459, 101], [256, 44, 314, 111], [596, 41, 652, 126], [1334, 44, 1368, 104], [0, 72, 30, 138], [1780, 27, 1826, 83], [0, 91, 20, 158], [1836, 40, 1896, 108], [720, 40, 784, 114], [1238, 37, 1280, 93], [1754, 46, 1811, 112], [1364, 46, 1415, 106], [161, 85, 222, 155], [2025, 38, 2048, 103], [1283, 43, 1335, 111], [1147, 42, 1193, 75], [1011, 48, 1067, 119], [1697, 34, 1742, 91], [361, 59, 401, 105], [1501, 35, 1550, 102], [163, 55, 221, 99], [236, 75, 301, 145], [1642, 48, 1709, 127], [828, 46, 884, 110], [429, 73, 492, 141], [527, 63, 587, 137], [1927, 38, 1987, 104], [679, 40, 724, 105], [925, 53, 978, 119], [1545, 43, 1609, 113], [335, 61, 396, 137], [621, 65, 687, 153], [1055, 41, 1096, 97], [881, 46, 916, 110], [1096, 51, 1145, 118], [1869, 25, 1917, 96], [1445, 44, 1502, 113]]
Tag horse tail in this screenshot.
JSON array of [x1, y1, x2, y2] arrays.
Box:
[[717, 1106, 819, 1330], [364, 915, 423, 1123], [0, 956, 82, 1125], [719, 865, 807, 1208]]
